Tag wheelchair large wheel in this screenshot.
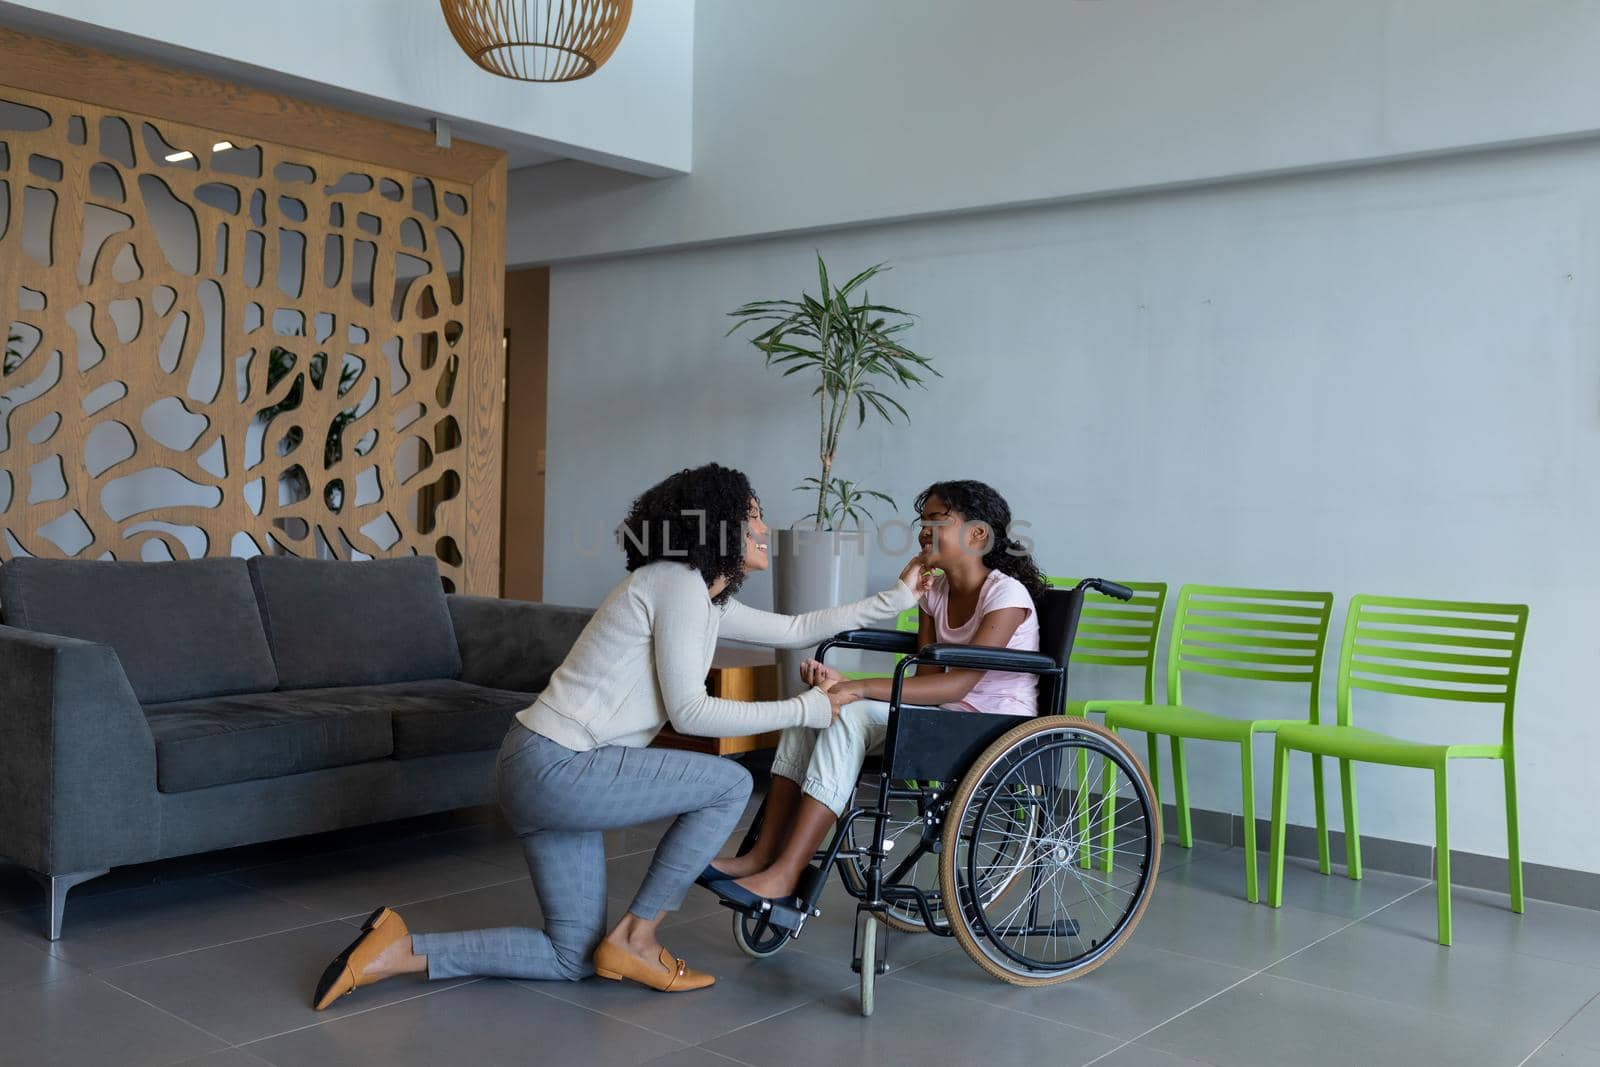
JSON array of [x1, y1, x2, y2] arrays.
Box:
[[940, 717, 1159, 986]]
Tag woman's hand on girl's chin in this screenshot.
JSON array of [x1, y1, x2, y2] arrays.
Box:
[[898, 551, 936, 594]]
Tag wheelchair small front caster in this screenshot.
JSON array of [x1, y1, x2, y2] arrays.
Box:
[[859, 917, 877, 1016], [732, 909, 793, 959]]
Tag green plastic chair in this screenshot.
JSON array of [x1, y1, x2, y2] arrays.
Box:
[[1266, 595, 1528, 945], [1085, 586, 1335, 902]]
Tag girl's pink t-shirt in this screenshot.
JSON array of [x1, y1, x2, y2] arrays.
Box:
[[918, 570, 1040, 717]]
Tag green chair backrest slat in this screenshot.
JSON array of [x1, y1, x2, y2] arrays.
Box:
[[1048, 577, 1168, 705], [1169, 585, 1335, 716], [1337, 596, 1528, 731]]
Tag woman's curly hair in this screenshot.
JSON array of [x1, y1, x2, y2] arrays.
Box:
[[619, 463, 758, 605], [914, 479, 1050, 605]]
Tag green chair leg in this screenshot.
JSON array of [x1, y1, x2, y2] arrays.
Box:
[[1504, 753, 1524, 914], [1145, 733, 1162, 825], [1435, 767, 1452, 946], [1169, 735, 1193, 849], [1340, 758, 1362, 880], [1239, 736, 1258, 903], [1076, 747, 1092, 869], [1311, 754, 1330, 876], [1267, 739, 1290, 908], [1099, 730, 1119, 874]]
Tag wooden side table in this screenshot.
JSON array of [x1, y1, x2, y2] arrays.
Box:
[[652, 644, 785, 756]]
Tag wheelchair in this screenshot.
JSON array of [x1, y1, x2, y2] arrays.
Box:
[[715, 578, 1162, 1015]]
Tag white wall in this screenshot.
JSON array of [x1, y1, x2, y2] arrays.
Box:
[[0, 0, 693, 174], [509, 0, 1600, 262], [540, 140, 1600, 876]]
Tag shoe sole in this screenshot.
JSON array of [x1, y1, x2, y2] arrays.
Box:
[[312, 907, 392, 1011]]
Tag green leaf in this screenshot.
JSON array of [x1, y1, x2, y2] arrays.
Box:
[[731, 255, 935, 520], [837, 262, 888, 297]]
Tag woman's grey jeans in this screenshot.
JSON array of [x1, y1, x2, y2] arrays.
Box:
[[410, 723, 752, 981]]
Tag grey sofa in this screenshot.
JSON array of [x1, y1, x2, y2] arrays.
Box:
[[0, 554, 592, 939]]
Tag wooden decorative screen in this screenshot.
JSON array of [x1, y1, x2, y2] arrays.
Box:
[[0, 30, 507, 593]]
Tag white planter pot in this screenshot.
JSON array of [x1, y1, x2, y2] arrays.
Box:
[[771, 526, 870, 697]]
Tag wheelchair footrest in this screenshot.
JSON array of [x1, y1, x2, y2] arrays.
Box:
[[767, 898, 811, 931], [716, 893, 812, 933]]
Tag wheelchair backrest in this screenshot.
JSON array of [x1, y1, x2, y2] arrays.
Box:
[[1036, 586, 1086, 714]]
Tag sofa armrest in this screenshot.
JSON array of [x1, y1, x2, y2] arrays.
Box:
[[0, 625, 158, 874], [447, 596, 595, 694]]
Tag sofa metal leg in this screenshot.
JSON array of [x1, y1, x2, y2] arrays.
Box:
[[30, 869, 108, 941]]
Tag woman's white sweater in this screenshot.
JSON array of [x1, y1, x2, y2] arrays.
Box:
[[518, 561, 918, 751]]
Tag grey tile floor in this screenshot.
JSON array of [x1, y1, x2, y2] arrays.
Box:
[[1, 801, 1596, 1067]]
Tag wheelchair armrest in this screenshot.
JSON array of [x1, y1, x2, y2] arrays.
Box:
[[914, 643, 1058, 673], [822, 628, 919, 655]]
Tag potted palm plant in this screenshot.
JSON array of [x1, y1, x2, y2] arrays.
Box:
[[729, 256, 937, 691]]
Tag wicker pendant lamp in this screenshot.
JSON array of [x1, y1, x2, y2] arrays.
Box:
[[440, 0, 633, 82]]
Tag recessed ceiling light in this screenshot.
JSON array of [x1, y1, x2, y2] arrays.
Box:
[[213, 141, 234, 152], [165, 150, 194, 163]]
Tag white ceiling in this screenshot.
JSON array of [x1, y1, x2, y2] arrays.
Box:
[[0, 0, 690, 176]]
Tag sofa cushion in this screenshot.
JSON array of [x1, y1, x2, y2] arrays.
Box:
[[248, 555, 462, 689], [143, 679, 532, 791], [143, 686, 397, 793], [0, 557, 278, 704], [383, 679, 534, 759]]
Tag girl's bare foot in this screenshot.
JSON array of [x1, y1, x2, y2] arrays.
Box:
[[731, 867, 802, 901], [707, 853, 766, 880]]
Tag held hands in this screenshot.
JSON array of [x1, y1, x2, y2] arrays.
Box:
[[802, 658, 857, 723], [799, 658, 844, 688], [821, 677, 863, 723]]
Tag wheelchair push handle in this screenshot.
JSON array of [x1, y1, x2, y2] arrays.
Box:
[[1077, 577, 1135, 601]]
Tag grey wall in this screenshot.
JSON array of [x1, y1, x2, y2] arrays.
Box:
[[540, 140, 1600, 876], [510, 0, 1600, 263]]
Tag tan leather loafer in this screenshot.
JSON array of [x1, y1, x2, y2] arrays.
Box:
[[593, 941, 715, 992], [313, 906, 410, 1011]]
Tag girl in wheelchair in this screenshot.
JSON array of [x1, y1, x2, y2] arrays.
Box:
[[707, 479, 1050, 905]]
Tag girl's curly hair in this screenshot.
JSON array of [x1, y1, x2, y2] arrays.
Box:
[[619, 463, 758, 605], [914, 479, 1050, 605]]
